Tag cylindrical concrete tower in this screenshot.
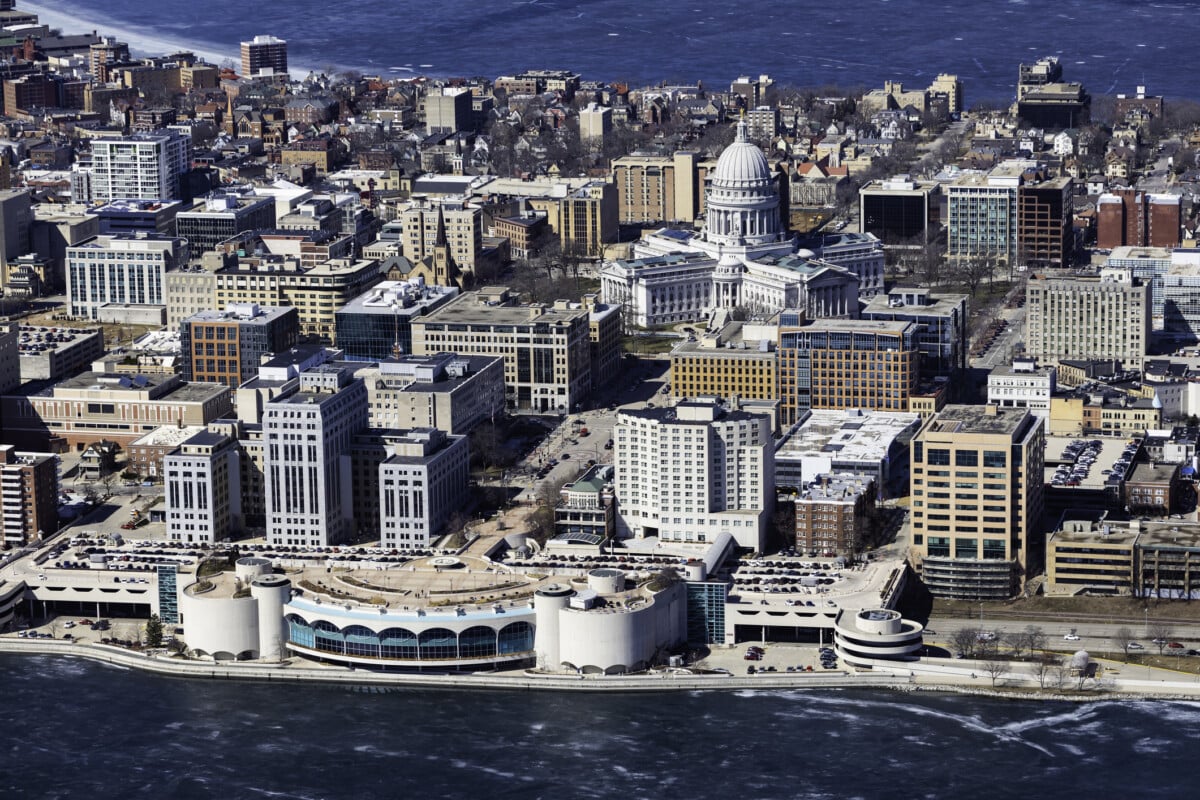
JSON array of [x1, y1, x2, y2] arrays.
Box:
[[250, 574, 292, 662], [533, 584, 574, 671]]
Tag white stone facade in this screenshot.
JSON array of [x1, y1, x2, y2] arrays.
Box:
[[379, 429, 470, 549]]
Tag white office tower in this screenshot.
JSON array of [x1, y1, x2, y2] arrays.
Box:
[[613, 399, 774, 551], [89, 130, 191, 203], [378, 428, 470, 548], [164, 430, 242, 544], [264, 365, 367, 546]]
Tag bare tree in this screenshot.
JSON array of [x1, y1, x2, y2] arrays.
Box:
[[1148, 621, 1174, 656], [1004, 630, 1027, 660], [1033, 654, 1060, 690], [1024, 625, 1046, 655], [982, 657, 1008, 688], [1051, 660, 1072, 691], [951, 627, 980, 659], [1113, 626, 1135, 660]]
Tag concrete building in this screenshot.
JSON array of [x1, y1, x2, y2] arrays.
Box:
[[559, 180, 618, 258], [93, 198, 181, 237], [987, 358, 1057, 420], [777, 314, 920, 425], [164, 429, 242, 544], [0, 371, 233, 450], [411, 288, 593, 412], [241, 35, 288, 78], [773, 408, 920, 497], [1024, 273, 1150, 369], [88, 130, 191, 203], [180, 304, 300, 387], [946, 161, 1033, 263], [175, 191, 277, 255], [861, 288, 969, 378], [212, 255, 383, 345], [66, 233, 189, 319], [1017, 174, 1073, 270], [0, 323, 18, 394], [333, 280, 459, 361], [578, 102, 612, 147], [16, 325, 105, 382], [614, 399, 774, 551], [378, 428, 470, 549], [30, 203, 100, 293], [858, 176, 940, 245], [0, 445, 59, 547], [833, 608, 924, 667], [793, 473, 875, 556], [611, 151, 704, 225], [354, 353, 505, 434], [126, 424, 207, 481], [0, 188, 31, 263], [909, 405, 1045, 600], [263, 365, 368, 547], [425, 88, 472, 134]]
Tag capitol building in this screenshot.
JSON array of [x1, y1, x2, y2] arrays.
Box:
[[601, 120, 871, 328]]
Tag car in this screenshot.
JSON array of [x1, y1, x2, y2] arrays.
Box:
[[976, 631, 997, 642], [1127, 642, 1145, 650], [1152, 638, 1168, 645], [1167, 642, 1185, 650], [746, 665, 756, 674], [746, 645, 765, 654], [1063, 633, 1081, 641], [63, 621, 76, 629], [743, 652, 762, 661]]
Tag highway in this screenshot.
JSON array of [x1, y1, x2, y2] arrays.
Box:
[[926, 615, 1200, 657]]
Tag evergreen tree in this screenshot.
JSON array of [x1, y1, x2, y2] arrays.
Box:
[[145, 614, 164, 648]]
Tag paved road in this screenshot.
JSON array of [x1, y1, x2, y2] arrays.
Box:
[[927, 615, 1200, 656]]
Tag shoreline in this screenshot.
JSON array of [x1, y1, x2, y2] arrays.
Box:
[[4, 637, 1200, 702]]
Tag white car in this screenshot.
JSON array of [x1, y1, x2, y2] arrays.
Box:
[[1064, 632, 1081, 641], [1127, 642, 1145, 650]]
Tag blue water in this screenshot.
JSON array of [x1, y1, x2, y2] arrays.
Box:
[[24, 0, 1200, 102], [2, 654, 1198, 799]]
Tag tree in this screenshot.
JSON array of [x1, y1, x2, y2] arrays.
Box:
[[144, 614, 164, 648], [951, 627, 980, 659], [1148, 621, 1174, 656], [1113, 626, 1135, 660], [1024, 625, 1046, 656], [982, 657, 1008, 688], [1033, 654, 1061, 690]]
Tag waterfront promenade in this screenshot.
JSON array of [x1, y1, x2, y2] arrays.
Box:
[[5, 636, 1200, 701]]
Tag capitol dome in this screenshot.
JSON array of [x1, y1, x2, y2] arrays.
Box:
[[711, 119, 774, 189]]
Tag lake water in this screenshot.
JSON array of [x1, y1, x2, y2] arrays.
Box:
[[19, 0, 1200, 102], [2, 654, 1198, 799]]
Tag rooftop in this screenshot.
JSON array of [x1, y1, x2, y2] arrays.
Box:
[[924, 404, 1034, 437], [776, 409, 920, 463], [130, 424, 208, 448]]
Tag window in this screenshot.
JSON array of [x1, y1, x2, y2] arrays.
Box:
[[983, 450, 1007, 468], [927, 536, 950, 557], [955, 539, 978, 559], [982, 539, 1007, 559], [927, 447, 949, 465], [956, 450, 978, 467]]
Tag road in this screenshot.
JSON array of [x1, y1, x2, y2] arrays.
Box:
[[971, 305, 1026, 371], [927, 615, 1200, 656]]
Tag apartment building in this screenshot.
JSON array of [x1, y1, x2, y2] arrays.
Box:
[[0, 445, 58, 548], [66, 234, 189, 319], [241, 35, 288, 78], [1024, 273, 1150, 369], [777, 313, 920, 426], [1097, 190, 1182, 250], [559, 180, 618, 257], [793, 473, 874, 557], [909, 404, 1044, 600], [411, 288, 592, 412], [397, 199, 482, 280], [614, 399, 774, 551], [88, 131, 191, 203], [611, 151, 704, 224]]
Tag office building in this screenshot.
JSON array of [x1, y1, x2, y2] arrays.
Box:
[[858, 176, 940, 245], [89, 131, 191, 203], [378, 428, 470, 549], [93, 199, 181, 237], [773, 408, 920, 497], [614, 399, 774, 551], [1015, 57, 1090, 129], [355, 353, 504, 434], [263, 365, 368, 547], [861, 288, 969, 377], [670, 321, 778, 404], [1102, 246, 1175, 320], [1024, 273, 1150, 369], [559, 180, 618, 258], [0, 445, 59, 547], [212, 255, 383, 344], [909, 405, 1044, 600], [799, 232, 886, 298], [241, 35, 288, 78], [425, 88, 472, 134], [180, 304, 300, 387], [66, 234, 189, 319], [0, 323, 18, 394], [333, 280, 459, 361], [946, 162, 1031, 263], [397, 199, 482, 281], [411, 287, 592, 412], [987, 358, 1057, 419], [175, 191, 277, 255], [1017, 174, 1073, 270], [0, 188, 31, 262], [611, 151, 703, 225], [777, 314, 920, 425], [164, 429, 242, 544]]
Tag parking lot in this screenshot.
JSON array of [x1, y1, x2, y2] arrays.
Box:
[[699, 641, 845, 676]]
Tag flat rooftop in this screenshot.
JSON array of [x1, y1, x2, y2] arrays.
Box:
[[924, 404, 1032, 437], [421, 294, 588, 326], [1043, 435, 1134, 490], [777, 409, 920, 463]]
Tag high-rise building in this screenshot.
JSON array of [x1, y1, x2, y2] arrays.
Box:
[[0, 323, 18, 394], [1016, 174, 1073, 269], [611, 151, 704, 224], [861, 288, 969, 377], [0, 445, 59, 547], [397, 199, 482, 281], [614, 399, 774, 551], [164, 430, 242, 544], [578, 102, 612, 147], [89, 131, 191, 203], [263, 365, 368, 547], [425, 87, 472, 134], [0, 188, 31, 263], [946, 161, 1032, 263], [66, 234, 189, 319], [859, 176, 941, 245], [240, 35, 288, 78], [909, 404, 1044, 599], [353, 353, 505, 434], [1024, 273, 1150, 369], [333, 280, 459, 361], [180, 304, 300, 387], [559, 180, 618, 258]]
